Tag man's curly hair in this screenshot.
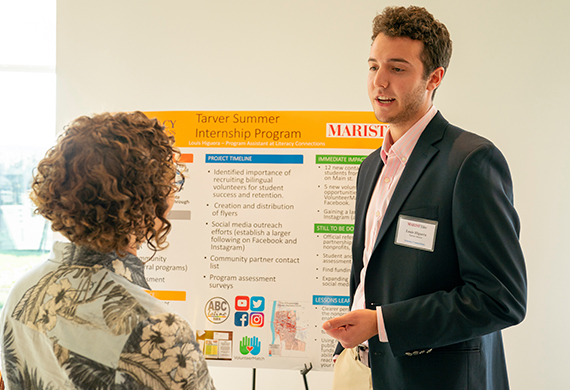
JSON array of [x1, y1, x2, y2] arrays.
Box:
[[31, 111, 183, 254], [372, 6, 452, 79]]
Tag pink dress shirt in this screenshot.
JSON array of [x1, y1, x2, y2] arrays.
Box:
[[351, 105, 438, 343]]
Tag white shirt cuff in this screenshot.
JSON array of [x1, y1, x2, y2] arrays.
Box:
[[376, 306, 388, 342]]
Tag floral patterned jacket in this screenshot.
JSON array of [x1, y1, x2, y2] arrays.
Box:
[[0, 241, 215, 390]]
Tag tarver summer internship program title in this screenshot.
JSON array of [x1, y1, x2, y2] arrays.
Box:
[[191, 113, 387, 147]]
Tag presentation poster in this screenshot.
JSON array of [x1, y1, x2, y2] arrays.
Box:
[[140, 111, 385, 371]]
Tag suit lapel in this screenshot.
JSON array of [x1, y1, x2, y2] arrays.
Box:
[[372, 112, 448, 252], [352, 150, 384, 274], [358, 152, 384, 228]]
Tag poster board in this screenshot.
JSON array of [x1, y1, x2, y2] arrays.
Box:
[[139, 111, 385, 370]]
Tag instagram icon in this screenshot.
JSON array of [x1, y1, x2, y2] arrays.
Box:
[[249, 312, 264, 327]]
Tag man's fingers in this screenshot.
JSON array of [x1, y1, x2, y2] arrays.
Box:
[[323, 312, 355, 331], [323, 317, 347, 331], [322, 310, 378, 349], [322, 320, 335, 331]]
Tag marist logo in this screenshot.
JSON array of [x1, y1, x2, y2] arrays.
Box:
[[326, 123, 388, 138]]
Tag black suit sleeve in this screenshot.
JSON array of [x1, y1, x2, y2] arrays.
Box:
[[334, 342, 345, 357]]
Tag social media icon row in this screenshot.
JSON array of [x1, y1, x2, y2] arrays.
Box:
[[235, 311, 264, 327], [235, 296, 265, 311]]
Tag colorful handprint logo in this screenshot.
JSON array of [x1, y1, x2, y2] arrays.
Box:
[[239, 336, 261, 356]]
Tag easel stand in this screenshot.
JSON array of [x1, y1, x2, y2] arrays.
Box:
[[301, 363, 313, 390], [250, 363, 313, 390]]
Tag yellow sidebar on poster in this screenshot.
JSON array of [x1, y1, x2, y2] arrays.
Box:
[[140, 111, 385, 371]]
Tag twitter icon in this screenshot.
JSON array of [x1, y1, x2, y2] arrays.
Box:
[[250, 296, 265, 311]]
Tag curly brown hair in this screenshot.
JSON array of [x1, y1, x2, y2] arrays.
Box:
[[31, 111, 183, 254], [372, 6, 452, 80]]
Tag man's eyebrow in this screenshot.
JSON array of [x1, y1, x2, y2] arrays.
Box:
[[367, 57, 412, 65]]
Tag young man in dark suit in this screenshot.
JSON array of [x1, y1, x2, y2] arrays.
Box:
[[323, 6, 527, 389]]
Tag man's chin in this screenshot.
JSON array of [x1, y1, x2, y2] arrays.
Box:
[[371, 107, 396, 124], [373, 113, 393, 125]]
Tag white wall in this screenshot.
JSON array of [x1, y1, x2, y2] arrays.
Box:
[[57, 0, 570, 389]]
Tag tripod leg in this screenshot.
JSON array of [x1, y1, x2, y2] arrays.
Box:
[[300, 363, 313, 390]]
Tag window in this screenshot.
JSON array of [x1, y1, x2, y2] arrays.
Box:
[[0, 0, 56, 309]]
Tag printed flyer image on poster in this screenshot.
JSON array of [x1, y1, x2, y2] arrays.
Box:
[[139, 111, 385, 371]]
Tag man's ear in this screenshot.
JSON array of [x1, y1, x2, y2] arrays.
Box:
[[427, 67, 445, 92]]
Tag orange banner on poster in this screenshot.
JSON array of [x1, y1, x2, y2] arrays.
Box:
[[145, 290, 187, 301], [179, 153, 193, 163], [144, 111, 386, 149]]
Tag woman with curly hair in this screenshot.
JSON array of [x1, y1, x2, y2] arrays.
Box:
[[0, 112, 215, 390]]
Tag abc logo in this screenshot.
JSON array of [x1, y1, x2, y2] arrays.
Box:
[[250, 312, 264, 327], [205, 297, 230, 324]]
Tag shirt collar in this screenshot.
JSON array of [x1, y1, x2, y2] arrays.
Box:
[[380, 105, 438, 165], [52, 241, 151, 290]]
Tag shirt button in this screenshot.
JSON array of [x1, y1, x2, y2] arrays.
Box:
[[402, 157, 407, 162], [384, 177, 391, 183], [375, 211, 381, 217]]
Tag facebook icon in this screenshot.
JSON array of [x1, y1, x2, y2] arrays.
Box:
[[234, 311, 249, 327]]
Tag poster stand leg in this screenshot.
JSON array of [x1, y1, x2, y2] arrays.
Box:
[[300, 363, 313, 390], [250, 364, 312, 389]]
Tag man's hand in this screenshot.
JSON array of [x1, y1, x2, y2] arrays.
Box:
[[322, 309, 379, 349]]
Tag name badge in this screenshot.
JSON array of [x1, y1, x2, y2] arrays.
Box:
[[395, 215, 438, 252]]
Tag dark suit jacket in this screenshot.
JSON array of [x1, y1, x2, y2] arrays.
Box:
[[336, 112, 527, 389]]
